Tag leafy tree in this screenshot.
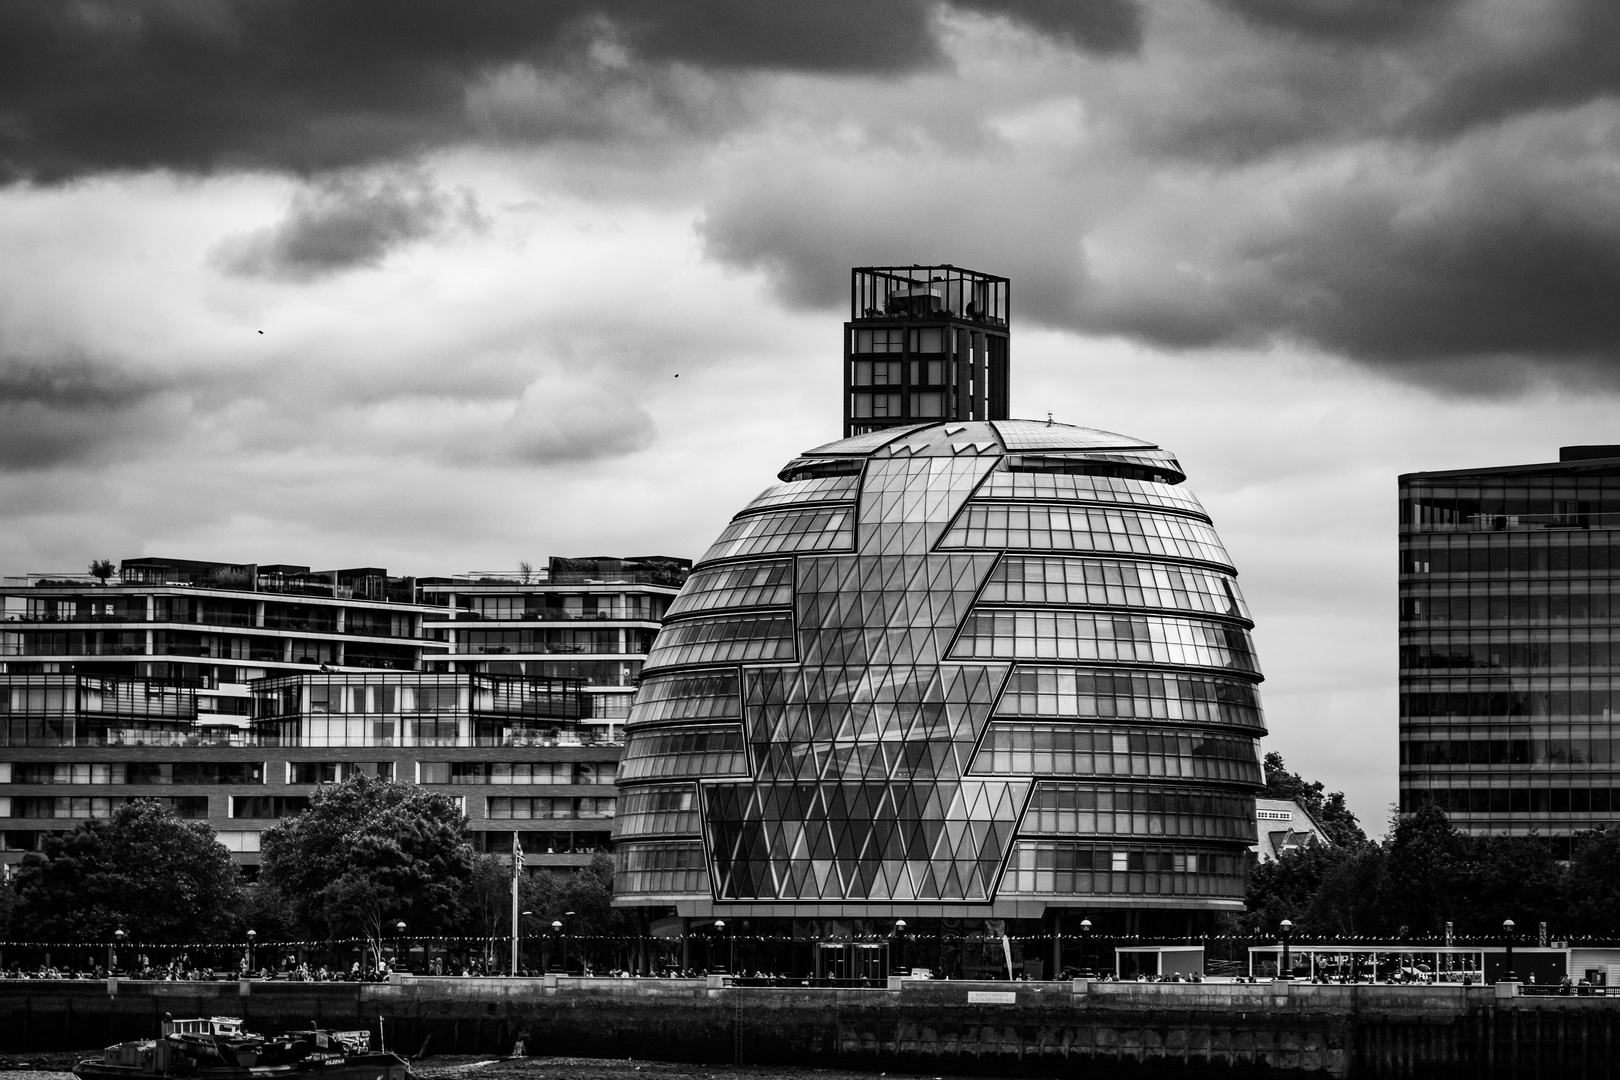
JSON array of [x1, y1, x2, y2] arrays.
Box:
[[260, 775, 473, 963], [88, 559, 115, 584], [1262, 751, 1367, 847], [8, 801, 244, 941], [1566, 828, 1620, 936], [1449, 833, 1565, 935], [1372, 804, 1466, 937]]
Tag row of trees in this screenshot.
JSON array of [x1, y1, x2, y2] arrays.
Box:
[[0, 776, 628, 954], [1245, 754, 1620, 940]]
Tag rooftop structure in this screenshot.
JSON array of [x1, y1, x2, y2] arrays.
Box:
[[1399, 447, 1620, 851], [844, 265, 1010, 438], [1252, 798, 1331, 863]]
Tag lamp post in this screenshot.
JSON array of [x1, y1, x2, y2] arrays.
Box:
[[1279, 920, 1295, 981], [894, 919, 908, 975], [110, 928, 125, 975], [395, 921, 407, 973], [1079, 918, 1093, 977], [1502, 919, 1516, 982], [552, 919, 565, 974], [714, 919, 730, 974], [520, 911, 533, 975], [246, 929, 257, 976]]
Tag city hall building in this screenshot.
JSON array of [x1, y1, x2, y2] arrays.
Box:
[[615, 267, 1267, 974], [1400, 446, 1620, 852]]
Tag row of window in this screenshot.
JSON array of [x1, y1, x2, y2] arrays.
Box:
[[644, 613, 797, 671], [999, 842, 1244, 898], [998, 667, 1264, 729], [1023, 783, 1257, 841], [1401, 737, 1620, 766], [615, 784, 699, 837], [1, 796, 208, 819], [849, 359, 953, 388], [614, 840, 709, 895], [17, 597, 418, 638], [452, 629, 652, 655], [618, 725, 748, 780], [0, 762, 263, 785], [628, 672, 743, 724], [971, 724, 1262, 784], [1401, 637, 1620, 672], [941, 505, 1231, 565], [665, 560, 795, 618], [1400, 787, 1620, 814], [981, 557, 1247, 621], [1402, 679, 1620, 718], [950, 611, 1259, 673], [700, 507, 853, 564], [0, 632, 420, 666], [485, 796, 616, 819], [851, 326, 949, 354], [1401, 589, 1620, 625], [3, 684, 191, 719], [416, 761, 611, 784], [737, 476, 861, 515], [975, 472, 1204, 515], [1402, 535, 1620, 574]]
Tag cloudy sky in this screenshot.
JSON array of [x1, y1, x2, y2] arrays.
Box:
[[4, 0, 1620, 830]]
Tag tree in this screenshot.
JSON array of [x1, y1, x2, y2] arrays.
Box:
[[1372, 804, 1465, 937], [260, 775, 473, 963], [88, 559, 115, 585], [1263, 751, 1367, 847], [8, 801, 244, 942], [1566, 828, 1620, 936]]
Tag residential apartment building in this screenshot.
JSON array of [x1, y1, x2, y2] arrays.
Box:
[[1400, 446, 1620, 854], [0, 555, 687, 872]]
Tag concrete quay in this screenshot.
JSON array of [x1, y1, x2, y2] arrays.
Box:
[[4, 975, 1618, 1078]]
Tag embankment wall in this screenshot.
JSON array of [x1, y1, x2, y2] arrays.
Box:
[[4, 977, 1618, 1079]]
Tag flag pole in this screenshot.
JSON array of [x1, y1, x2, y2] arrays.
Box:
[[510, 830, 522, 976]]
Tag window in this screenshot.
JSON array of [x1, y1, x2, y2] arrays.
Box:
[[909, 327, 944, 353], [851, 393, 903, 419], [908, 359, 946, 385], [851, 360, 902, 387], [419, 761, 450, 784], [230, 796, 310, 818], [852, 328, 904, 353], [910, 392, 944, 418], [217, 830, 261, 853]]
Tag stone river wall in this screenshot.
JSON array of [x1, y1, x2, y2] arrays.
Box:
[[3, 976, 1618, 1078]]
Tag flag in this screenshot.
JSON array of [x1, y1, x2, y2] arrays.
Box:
[[513, 831, 523, 877]]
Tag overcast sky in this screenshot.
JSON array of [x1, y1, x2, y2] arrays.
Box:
[[4, 0, 1620, 831]]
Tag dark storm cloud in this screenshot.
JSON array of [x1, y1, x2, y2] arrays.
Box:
[[0, 356, 179, 468], [0, 0, 1138, 183], [211, 172, 484, 281], [1212, 0, 1459, 42]]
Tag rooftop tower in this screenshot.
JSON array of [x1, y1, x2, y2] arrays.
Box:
[[844, 265, 1010, 438]]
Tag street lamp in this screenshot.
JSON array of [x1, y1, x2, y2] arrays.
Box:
[[1502, 919, 1516, 982], [551, 919, 565, 974], [396, 921, 407, 973], [713, 919, 730, 974], [1079, 918, 1093, 977], [110, 928, 126, 975], [894, 919, 908, 975], [1279, 920, 1295, 981], [246, 929, 257, 976]]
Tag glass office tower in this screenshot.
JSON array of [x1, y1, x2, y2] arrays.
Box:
[[616, 419, 1266, 946], [1400, 446, 1620, 854]]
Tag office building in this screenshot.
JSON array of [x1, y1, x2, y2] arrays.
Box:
[[843, 265, 1009, 438], [0, 555, 687, 871], [1399, 446, 1620, 851], [615, 265, 1265, 978]]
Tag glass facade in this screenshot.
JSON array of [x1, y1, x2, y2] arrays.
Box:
[[1399, 447, 1620, 847], [617, 419, 1265, 918]]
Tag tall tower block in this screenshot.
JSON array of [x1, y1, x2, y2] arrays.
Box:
[[844, 265, 1010, 438]]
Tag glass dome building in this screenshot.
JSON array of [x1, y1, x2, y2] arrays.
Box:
[[615, 418, 1265, 953]]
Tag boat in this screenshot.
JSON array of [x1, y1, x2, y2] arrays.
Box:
[[74, 1015, 412, 1080]]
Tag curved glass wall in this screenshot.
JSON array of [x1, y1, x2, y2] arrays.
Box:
[[617, 420, 1265, 915]]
